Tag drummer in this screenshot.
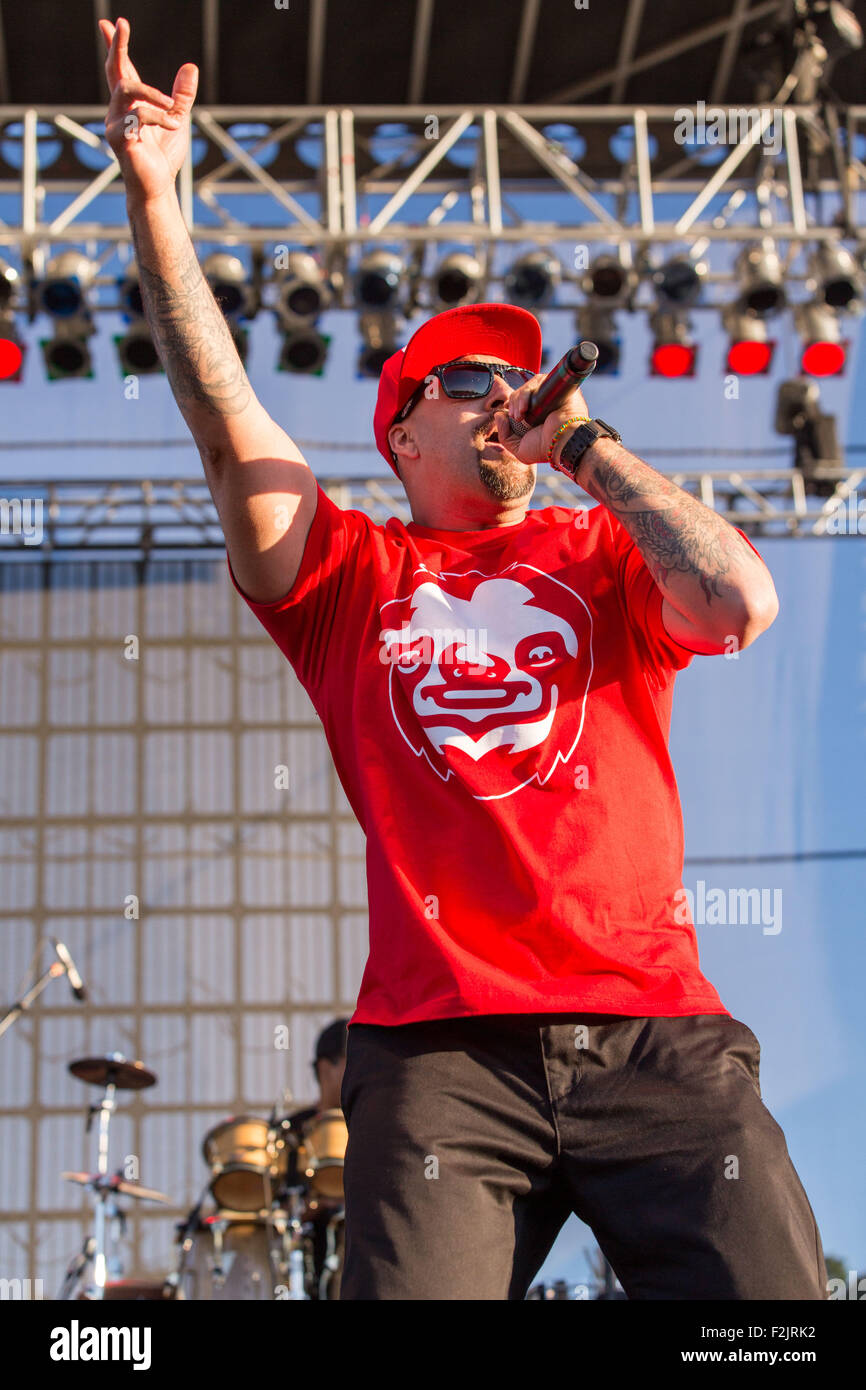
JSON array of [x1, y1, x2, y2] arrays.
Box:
[[313, 1018, 349, 1116], [289, 1018, 349, 1300], [287, 1018, 349, 1134]]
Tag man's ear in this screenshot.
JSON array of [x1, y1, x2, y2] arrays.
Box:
[[388, 421, 419, 473]]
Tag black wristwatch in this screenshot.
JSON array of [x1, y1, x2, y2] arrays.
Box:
[[552, 418, 622, 482]]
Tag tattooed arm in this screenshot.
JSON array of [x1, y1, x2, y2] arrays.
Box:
[[501, 367, 778, 656], [564, 435, 779, 654], [101, 17, 318, 604], [128, 196, 255, 440]]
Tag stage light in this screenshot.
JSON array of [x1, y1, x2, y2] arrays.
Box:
[[357, 310, 402, 378], [41, 320, 95, 379], [115, 323, 162, 375], [774, 377, 842, 482], [0, 315, 24, 381], [202, 253, 255, 321], [722, 306, 775, 375], [505, 251, 560, 309], [795, 301, 847, 376], [581, 255, 637, 304], [651, 256, 707, 308], [354, 251, 405, 310], [806, 243, 863, 310], [432, 252, 484, 309], [803, 0, 863, 62], [274, 252, 331, 325], [278, 327, 330, 374], [649, 309, 697, 377], [0, 258, 19, 312], [39, 253, 97, 379], [774, 378, 820, 435], [734, 245, 787, 316], [576, 306, 621, 375], [38, 251, 96, 318], [114, 266, 162, 376], [0, 262, 24, 381], [272, 254, 331, 373], [118, 266, 144, 318]]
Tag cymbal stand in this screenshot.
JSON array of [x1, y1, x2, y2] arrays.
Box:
[[81, 1060, 121, 1300], [272, 1188, 310, 1300], [165, 1182, 210, 1300], [56, 1234, 96, 1300]]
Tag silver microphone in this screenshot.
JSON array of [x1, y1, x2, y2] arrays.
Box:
[[51, 938, 87, 1002], [508, 340, 599, 436]]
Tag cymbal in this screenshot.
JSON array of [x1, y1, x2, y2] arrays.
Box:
[[68, 1055, 157, 1090], [62, 1171, 172, 1205], [78, 1280, 171, 1301]]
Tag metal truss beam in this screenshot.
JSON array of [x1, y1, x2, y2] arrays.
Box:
[[0, 103, 863, 265], [1, 470, 864, 550], [542, 1, 782, 103]]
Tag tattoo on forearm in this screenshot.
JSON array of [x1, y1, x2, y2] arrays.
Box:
[[585, 450, 760, 606], [131, 224, 252, 418]]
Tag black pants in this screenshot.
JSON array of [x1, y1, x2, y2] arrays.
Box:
[[339, 1012, 827, 1301]]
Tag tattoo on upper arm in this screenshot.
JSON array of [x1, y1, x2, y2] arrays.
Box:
[[131, 227, 252, 418]]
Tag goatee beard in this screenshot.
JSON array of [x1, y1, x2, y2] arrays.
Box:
[[477, 457, 535, 501]]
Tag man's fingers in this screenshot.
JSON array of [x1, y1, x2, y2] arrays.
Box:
[[507, 374, 543, 422], [106, 80, 176, 128], [114, 14, 131, 68], [106, 105, 183, 142], [494, 407, 522, 442], [170, 63, 199, 114], [103, 16, 140, 87], [122, 80, 175, 110]]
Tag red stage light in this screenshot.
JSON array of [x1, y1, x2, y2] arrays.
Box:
[[0, 337, 23, 379], [800, 340, 846, 377], [726, 340, 774, 375], [650, 342, 696, 377]]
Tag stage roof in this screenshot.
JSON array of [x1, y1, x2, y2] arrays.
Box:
[[3, 0, 865, 113]]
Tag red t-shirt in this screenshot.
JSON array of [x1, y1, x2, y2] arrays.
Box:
[[227, 484, 757, 1027]]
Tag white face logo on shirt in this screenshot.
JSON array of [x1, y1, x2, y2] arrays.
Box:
[[379, 565, 594, 799]]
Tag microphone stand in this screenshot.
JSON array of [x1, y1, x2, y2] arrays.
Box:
[[0, 960, 68, 1040]]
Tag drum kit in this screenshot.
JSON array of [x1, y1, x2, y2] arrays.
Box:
[[57, 1052, 348, 1302]]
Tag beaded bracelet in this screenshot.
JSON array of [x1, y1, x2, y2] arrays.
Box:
[[547, 416, 591, 464]]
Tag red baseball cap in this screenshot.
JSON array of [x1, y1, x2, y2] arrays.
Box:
[[373, 303, 543, 475]]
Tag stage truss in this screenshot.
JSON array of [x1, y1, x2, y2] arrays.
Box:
[[0, 102, 864, 287], [1, 466, 865, 550]]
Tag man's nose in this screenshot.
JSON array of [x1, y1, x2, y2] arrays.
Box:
[[481, 373, 510, 412]]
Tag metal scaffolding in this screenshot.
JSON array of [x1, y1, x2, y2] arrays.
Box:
[[1, 467, 864, 549], [0, 103, 864, 277]]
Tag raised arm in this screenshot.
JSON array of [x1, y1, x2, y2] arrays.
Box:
[[100, 17, 318, 603]]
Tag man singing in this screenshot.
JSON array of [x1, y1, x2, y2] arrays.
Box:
[[100, 17, 827, 1300]]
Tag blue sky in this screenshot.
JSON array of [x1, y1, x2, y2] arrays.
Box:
[[2, 158, 864, 1294]]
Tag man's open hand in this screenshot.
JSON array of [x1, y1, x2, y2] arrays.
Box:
[[100, 16, 198, 204]]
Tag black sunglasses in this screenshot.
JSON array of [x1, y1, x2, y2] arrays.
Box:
[[395, 360, 536, 423]]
